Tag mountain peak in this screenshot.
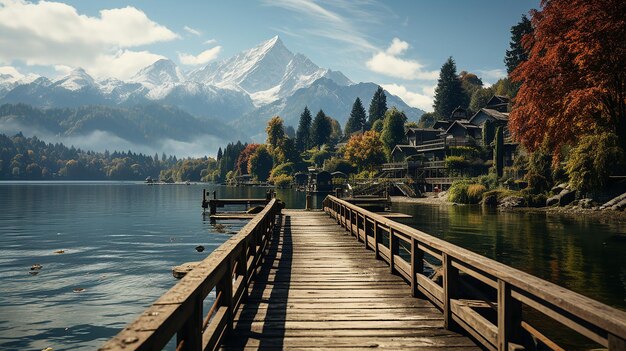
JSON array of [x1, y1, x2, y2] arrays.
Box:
[[132, 58, 185, 88], [54, 67, 95, 91]]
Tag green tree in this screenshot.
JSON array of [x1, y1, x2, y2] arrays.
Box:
[[417, 112, 437, 128], [380, 108, 407, 161], [565, 132, 624, 193], [328, 116, 343, 146], [311, 110, 332, 148], [482, 119, 495, 147], [345, 97, 367, 136], [469, 87, 495, 113], [433, 57, 466, 120], [248, 145, 273, 182], [295, 106, 312, 152], [371, 119, 384, 132], [265, 116, 286, 153], [494, 126, 504, 178], [216, 147, 223, 161], [368, 86, 387, 126], [505, 15, 533, 74]]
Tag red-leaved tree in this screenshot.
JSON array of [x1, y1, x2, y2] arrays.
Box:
[[509, 0, 626, 157], [236, 144, 260, 175]]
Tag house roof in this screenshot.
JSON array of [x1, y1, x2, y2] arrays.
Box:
[[486, 95, 510, 106], [392, 145, 420, 156], [468, 108, 509, 125], [444, 120, 480, 134], [406, 127, 441, 136]]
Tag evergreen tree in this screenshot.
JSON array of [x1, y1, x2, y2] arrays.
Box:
[[482, 119, 495, 147], [433, 57, 466, 120], [295, 107, 312, 152], [344, 97, 367, 136], [216, 147, 223, 161], [368, 86, 387, 125], [505, 15, 533, 74], [380, 108, 408, 161], [494, 126, 504, 178], [310, 110, 332, 148]]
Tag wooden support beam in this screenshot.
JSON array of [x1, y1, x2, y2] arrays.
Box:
[[443, 253, 459, 330], [498, 280, 524, 351]]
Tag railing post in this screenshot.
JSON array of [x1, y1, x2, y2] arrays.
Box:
[[443, 253, 459, 330], [240, 240, 249, 299], [217, 258, 234, 332], [498, 280, 524, 351], [389, 228, 398, 274], [355, 212, 361, 242], [609, 334, 626, 350], [411, 238, 424, 298], [374, 222, 381, 259], [176, 294, 202, 351]]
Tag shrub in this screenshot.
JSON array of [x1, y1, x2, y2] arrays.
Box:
[[323, 157, 356, 175], [270, 162, 295, 178], [445, 156, 469, 176], [565, 132, 624, 193], [467, 184, 487, 203], [448, 180, 480, 204], [271, 174, 293, 188], [449, 146, 479, 159]]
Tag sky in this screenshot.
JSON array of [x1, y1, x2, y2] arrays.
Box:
[[0, 0, 539, 112]]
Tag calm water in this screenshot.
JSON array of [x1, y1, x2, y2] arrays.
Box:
[[0, 183, 624, 350]]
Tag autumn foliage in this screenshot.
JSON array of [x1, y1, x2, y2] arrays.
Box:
[[509, 0, 626, 156], [344, 130, 386, 171], [236, 143, 260, 174]]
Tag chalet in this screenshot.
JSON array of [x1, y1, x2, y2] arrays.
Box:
[[442, 119, 482, 145], [484, 95, 509, 112], [467, 108, 509, 127], [407, 128, 441, 146]]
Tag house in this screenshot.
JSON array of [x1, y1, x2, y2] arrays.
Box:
[[442, 119, 482, 145], [484, 95, 510, 112], [406, 128, 441, 146], [468, 108, 509, 127]]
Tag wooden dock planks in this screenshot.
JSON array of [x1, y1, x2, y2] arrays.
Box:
[[220, 210, 480, 350]]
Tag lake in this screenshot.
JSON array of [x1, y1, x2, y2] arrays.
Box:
[[0, 182, 623, 350]]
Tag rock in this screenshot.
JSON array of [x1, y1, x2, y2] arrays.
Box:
[[195, 245, 205, 252], [499, 196, 525, 208], [31, 263, 43, 270], [546, 196, 559, 207], [214, 224, 226, 233], [612, 199, 626, 211], [579, 198, 594, 209], [558, 189, 576, 206], [247, 206, 264, 214], [482, 194, 498, 207], [73, 288, 86, 293], [54, 250, 65, 254], [601, 192, 626, 210], [551, 183, 568, 194]]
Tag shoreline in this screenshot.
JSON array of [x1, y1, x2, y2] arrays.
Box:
[[390, 195, 626, 223]]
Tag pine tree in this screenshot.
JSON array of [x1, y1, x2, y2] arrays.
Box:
[[368, 86, 387, 125], [216, 147, 223, 161], [295, 106, 312, 152], [494, 126, 504, 178], [380, 108, 407, 161], [482, 119, 495, 147], [433, 57, 466, 120], [505, 15, 533, 74], [310, 110, 332, 148], [344, 97, 367, 136]]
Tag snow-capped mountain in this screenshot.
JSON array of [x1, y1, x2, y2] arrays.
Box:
[[188, 36, 353, 105], [0, 35, 424, 142], [52, 68, 96, 91], [131, 59, 186, 89]]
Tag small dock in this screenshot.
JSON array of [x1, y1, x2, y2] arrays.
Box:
[[100, 196, 626, 351]]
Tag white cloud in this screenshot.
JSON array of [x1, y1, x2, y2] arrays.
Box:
[[477, 69, 507, 85], [0, 65, 24, 79], [366, 38, 438, 80], [178, 47, 222, 66], [382, 83, 435, 112], [386, 38, 409, 55], [183, 25, 201, 36], [261, 0, 376, 51], [204, 38, 217, 45], [0, 0, 179, 79]]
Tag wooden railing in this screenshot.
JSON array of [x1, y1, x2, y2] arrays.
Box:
[[323, 195, 626, 351], [99, 198, 281, 351]]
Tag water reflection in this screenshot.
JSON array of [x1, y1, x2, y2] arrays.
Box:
[[392, 202, 626, 310]]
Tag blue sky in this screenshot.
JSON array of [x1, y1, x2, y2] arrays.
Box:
[[0, 0, 539, 111]]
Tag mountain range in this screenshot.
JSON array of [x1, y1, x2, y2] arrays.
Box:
[[0, 36, 424, 153]]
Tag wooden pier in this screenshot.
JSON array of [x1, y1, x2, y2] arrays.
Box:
[[100, 196, 626, 351]]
